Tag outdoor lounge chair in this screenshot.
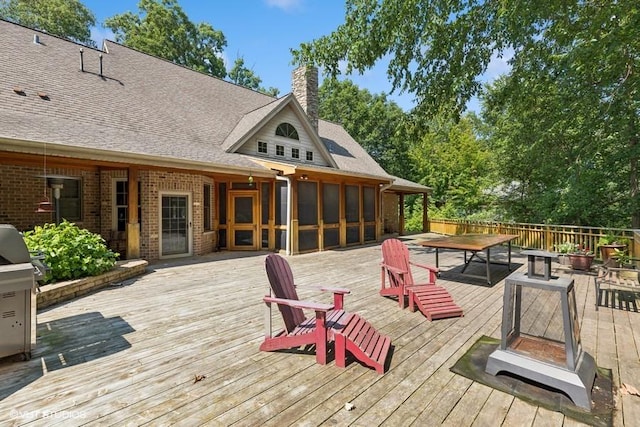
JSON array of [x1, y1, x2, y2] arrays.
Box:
[[380, 238, 463, 321], [260, 253, 391, 374]]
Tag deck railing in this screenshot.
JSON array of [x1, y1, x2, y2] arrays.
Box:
[[428, 219, 639, 260]]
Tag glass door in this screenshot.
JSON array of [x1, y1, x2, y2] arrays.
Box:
[[160, 193, 191, 257], [229, 191, 258, 250]]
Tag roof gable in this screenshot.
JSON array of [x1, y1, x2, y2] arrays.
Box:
[[225, 95, 338, 168]]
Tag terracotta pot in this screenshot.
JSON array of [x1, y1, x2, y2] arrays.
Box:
[[568, 254, 595, 271], [599, 244, 626, 266]]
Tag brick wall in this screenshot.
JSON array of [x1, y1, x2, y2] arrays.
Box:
[[143, 170, 215, 260], [0, 164, 99, 232]]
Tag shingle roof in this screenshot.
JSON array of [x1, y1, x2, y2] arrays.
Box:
[[0, 20, 399, 183]]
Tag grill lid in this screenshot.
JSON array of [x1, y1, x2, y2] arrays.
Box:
[[0, 224, 31, 264]]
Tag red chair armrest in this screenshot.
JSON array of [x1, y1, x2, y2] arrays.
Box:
[[263, 296, 334, 312], [409, 261, 439, 273], [381, 264, 408, 275], [319, 286, 351, 295]]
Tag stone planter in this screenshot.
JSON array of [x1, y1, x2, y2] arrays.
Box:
[[557, 254, 571, 266], [568, 254, 595, 271]]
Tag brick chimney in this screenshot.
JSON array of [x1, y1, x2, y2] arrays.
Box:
[[292, 65, 318, 132]]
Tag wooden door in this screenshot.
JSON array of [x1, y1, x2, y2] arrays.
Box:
[[229, 191, 258, 250]]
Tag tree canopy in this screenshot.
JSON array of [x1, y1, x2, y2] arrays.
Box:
[[318, 78, 411, 178], [0, 0, 96, 47], [105, 0, 227, 78], [294, 0, 640, 228], [228, 57, 280, 96]]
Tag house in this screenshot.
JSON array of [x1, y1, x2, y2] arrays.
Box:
[[0, 19, 430, 261]]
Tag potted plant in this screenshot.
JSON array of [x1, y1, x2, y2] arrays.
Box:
[[598, 233, 627, 266], [610, 248, 639, 280], [567, 244, 595, 271], [554, 242, 576, 266]]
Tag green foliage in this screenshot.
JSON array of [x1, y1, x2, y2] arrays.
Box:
[[294, 0, 640, 227], [410, 116, 496, 218], [318, 78, 412, 177], [105, 0, 227, 77], [22, 220, 118, 284], [555, 242, 577, 254], [228, 57, 280, 96], [0, 0, 96, 47]]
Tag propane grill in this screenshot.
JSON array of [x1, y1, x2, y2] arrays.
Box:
[[0, 224, 38, 360]]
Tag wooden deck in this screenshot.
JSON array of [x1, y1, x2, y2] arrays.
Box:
[[1, 234, 639, 426]]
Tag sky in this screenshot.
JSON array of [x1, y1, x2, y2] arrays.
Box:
[[83, 0, 511, 113]]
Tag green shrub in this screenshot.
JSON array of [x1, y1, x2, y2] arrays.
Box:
[[23, 220, 118, 283]]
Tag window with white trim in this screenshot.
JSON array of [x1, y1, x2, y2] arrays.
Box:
[[275, 122, 299, 140], [258, 140, 268, 154]]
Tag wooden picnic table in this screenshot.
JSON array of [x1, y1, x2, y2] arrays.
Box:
[[419, 234, 519, 285]]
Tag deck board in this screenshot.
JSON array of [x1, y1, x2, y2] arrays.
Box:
[[0, 234, 638, 426]]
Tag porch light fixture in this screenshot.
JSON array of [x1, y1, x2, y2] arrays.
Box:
[[248, 172, 254, 186], [35, 141, 54, 214]]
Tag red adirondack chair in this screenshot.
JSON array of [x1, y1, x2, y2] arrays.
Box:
[[380, 238, 463, 321], [261, 253, 391, 373]]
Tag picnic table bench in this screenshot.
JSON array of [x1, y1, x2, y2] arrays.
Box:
[[595, 266, 640, 311]]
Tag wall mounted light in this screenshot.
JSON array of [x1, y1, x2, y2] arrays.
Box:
[[248, 172, 254, 186]]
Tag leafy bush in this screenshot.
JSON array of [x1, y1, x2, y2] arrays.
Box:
[[23, 220, 118, 283]]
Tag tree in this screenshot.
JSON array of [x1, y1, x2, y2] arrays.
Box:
[[410, 116, 494, 219], [228, 57, 280, 96], [293, 0, 640, 227], [105, 0, 227, 78], [0, 0, 96, 47], [318, 78, 411, 178]]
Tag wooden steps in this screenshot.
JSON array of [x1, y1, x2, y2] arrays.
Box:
[[334, 313, 391, 374], [407, 285, 464, 321]]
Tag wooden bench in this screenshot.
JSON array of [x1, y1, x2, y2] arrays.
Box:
[[594, 266, 640, 311]]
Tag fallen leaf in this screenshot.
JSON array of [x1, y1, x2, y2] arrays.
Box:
[[193, 374, 206, 383], [620, 383, 640, 397]]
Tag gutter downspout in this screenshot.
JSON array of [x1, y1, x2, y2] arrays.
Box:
[[277, 175, 292, 255]]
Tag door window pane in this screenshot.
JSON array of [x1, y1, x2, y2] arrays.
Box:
[[162, 195, 188, 255], [234, 230, 253, 246], [234, 196, 253, 223]]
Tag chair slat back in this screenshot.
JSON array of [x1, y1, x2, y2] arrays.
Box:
[[381, 239, 416, 287], [265, 254, 307, 332]]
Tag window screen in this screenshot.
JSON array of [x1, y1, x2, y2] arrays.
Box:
[[363, 186, 375, 221], [261, 182, 270, 225], [323, 183, 339, 224], [275, 181, 287, 226], [218, 183, 227, 225], [298, 181, 318, 226], [345, 185, 359, 223]]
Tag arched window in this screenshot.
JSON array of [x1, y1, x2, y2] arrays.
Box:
[[275, 122, 299, 140]]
